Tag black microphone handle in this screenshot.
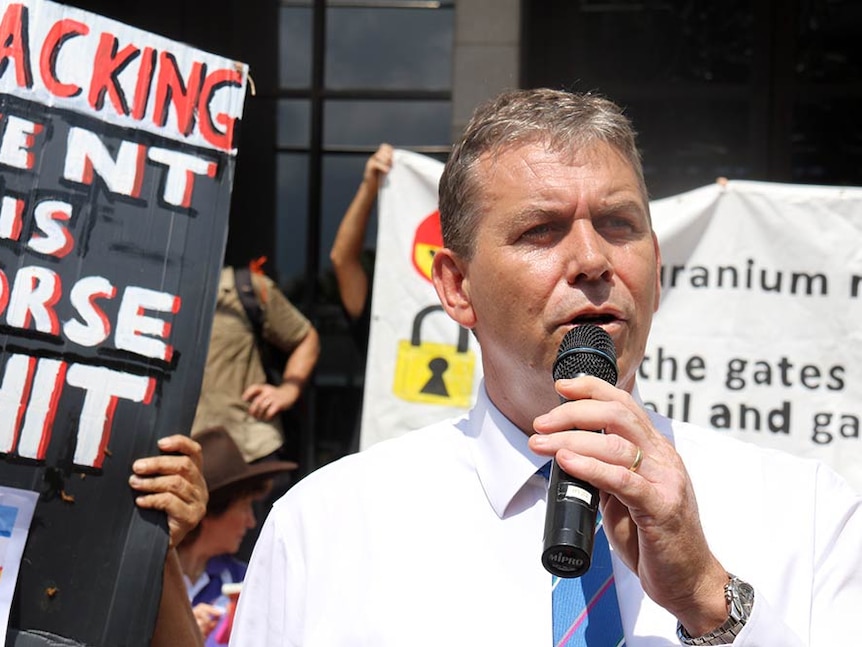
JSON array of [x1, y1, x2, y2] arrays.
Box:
[[542, 455, 599, 578], [541, 374, 600, 579]]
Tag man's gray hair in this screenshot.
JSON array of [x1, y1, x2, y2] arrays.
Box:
[[438, 88, 647, 259]]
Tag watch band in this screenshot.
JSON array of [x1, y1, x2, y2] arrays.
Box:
[[677, 574, 755, 646]]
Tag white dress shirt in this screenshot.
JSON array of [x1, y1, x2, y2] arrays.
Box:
[[231, 383, 862, 646]]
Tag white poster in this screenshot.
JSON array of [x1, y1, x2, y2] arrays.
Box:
[[643, 180, 862, 492], [359, 149, 481, 449], [364, 157, 862, 493]]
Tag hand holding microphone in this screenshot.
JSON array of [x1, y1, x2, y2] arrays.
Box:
[[533, 325, 731, 632], [541, 324, 617, 578]]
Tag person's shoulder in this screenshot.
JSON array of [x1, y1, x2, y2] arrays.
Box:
[[655, 410, 854, 492], [333, 419, 464, 470], [658, 411, 800, 462], [277, 420, 466, 500], [366, 418, 465, 451], [248, 268, 282, 300], [249, 269, 276, 288]]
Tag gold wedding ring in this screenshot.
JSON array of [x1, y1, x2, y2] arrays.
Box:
[[628, 446, 644, 473]]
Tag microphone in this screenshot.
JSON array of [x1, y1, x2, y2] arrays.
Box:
[[541, 323, 618, 578]]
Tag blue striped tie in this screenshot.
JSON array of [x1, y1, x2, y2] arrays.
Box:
[[540, 463, 626, 646]]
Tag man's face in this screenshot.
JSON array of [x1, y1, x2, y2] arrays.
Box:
[[434, 140, 660, 432]]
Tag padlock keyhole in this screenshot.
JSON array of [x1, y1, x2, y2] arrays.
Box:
[[420, 357, 450, 397]]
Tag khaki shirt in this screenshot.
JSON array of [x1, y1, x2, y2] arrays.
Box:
[[191, 267, 311, 462]]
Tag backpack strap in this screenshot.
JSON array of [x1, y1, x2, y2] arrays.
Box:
[[234, 265, 264, 341], [234, 265, 283, 385]]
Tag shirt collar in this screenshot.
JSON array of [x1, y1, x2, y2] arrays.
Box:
[[466, 381, 671, 520], [185, 570, 211, 601], [468, 382, 549, 519]]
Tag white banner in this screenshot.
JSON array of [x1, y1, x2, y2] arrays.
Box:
[[363, 157, 862, 493], [643, 180, 862, 492], [360, 150, 481, 449]]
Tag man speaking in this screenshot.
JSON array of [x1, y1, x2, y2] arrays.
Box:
[[230, 88, 862, 645]]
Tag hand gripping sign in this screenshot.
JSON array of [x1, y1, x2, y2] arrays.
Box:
[[0, 0, 248, 645]]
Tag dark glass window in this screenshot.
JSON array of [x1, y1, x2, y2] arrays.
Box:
[[275, 154, 310, 284], [631, 98, 754, 199], [791, 99, 862, 185], [325, 7, 453, 89], [524, 0, 861, 198], [796, 0, 861, 83], [279, 7, 313, 88], [324, 100, 451, 147], [526, 1, 754, 88], [277, 100, 312, 148], [276, 1, 454, 287]]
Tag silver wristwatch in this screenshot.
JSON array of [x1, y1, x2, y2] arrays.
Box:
[[676, 574, 754, 646]]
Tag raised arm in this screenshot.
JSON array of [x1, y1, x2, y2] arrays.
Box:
[[329, 143, 393, 318]]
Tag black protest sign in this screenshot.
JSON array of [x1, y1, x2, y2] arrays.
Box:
[[0, 0, 248, 644]]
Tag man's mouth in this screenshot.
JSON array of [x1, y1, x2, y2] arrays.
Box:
[[570, 313, 617, 326]]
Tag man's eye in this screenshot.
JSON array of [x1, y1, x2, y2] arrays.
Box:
[[524, 224, 551, 237], [520, 222, 562, 241], [600, 216, 631, 227], [597, 215, 639, 234]]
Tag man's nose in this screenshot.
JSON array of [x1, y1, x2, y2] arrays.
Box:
[[563, 221, 613, 284]]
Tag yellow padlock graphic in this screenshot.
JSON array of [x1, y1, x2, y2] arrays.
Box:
[[393, 305, 475, 407]]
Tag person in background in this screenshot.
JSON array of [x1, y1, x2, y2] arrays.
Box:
[[177, 426, 296, 646], [129, 433, 208, 647], [230, 88, 862, 645], [329, 143, 394, 358], [192, 262, 320, 466]]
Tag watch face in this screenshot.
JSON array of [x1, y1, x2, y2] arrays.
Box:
[[728, 576, 755, 621], [736, 579, 755, 614]]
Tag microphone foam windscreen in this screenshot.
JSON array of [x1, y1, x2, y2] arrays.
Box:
[[552, 324, 618, 385]]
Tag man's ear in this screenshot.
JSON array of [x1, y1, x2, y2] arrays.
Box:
[[431, 248, 476, 329]]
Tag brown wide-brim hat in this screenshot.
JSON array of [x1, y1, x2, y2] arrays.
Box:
[[196, 426, 297, 496]]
